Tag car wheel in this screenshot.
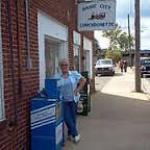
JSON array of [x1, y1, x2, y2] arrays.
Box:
[[111, 72, 115, 76]]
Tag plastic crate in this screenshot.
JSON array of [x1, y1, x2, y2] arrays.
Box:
[[45, 79, 60, 99]]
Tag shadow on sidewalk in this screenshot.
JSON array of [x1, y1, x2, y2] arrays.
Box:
[[96, 73, 123, 77], [64, 92, 150, 150], [114, 72, 124, 76]]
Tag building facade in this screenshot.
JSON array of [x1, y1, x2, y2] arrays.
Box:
[[0, 0, 94, 149]]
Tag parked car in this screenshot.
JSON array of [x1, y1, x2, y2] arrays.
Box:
[[95, 59, 115, 76], [140, 57, 150, 77]]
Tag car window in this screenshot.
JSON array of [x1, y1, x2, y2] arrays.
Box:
[[101, 60, 112, 65], [96, 61, 101, 65], [140, 59, 150, 65]]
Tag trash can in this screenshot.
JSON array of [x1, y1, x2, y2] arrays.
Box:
[[30, 79, 64, 150], [77, 71, 91, 116]]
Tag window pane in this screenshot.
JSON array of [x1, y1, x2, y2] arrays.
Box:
[[74, 46, 80, 71], [45, 38, 59, 78]]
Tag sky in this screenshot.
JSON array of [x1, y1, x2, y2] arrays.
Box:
[[95, 0, 150, 50]]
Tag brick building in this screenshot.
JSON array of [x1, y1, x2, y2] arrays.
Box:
[[0, 0, 94, 149]]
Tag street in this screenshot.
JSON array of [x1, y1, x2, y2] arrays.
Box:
[[64, 70, 150, 150]]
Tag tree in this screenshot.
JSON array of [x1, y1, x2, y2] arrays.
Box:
[[93, 38, 101, 59], [105, 48, 121, 63], [102, 25, 134, 51], [93, 38, 100, 55]]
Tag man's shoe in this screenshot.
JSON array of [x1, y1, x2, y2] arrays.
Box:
[[74, 134, 80, 143]]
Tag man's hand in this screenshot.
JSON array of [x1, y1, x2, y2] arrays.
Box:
[[74, 88, 79, 96], [74, 77, 86, 96]]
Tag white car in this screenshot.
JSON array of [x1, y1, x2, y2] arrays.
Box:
[[95, 59, 115, 76]]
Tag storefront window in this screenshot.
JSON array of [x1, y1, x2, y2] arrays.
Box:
[[73, 46, 80, 71], [45, 38, 59, 78], [73, 31, 81, 72], [84, 50, 90, 72], [38, 12, 68, 89]]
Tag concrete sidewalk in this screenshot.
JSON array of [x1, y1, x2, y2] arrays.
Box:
[[64, 70, 150, 150], [101, 69, 149, 101]]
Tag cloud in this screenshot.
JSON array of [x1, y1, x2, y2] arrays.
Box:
[[95, 0, 150, 50], [116, 0, 130, 19], [140, 18, 150, 49], [117, 16, 150, 50], [141, 1, 150, 17], [94, 31, 110, 49], [116, 0, 150, 19]]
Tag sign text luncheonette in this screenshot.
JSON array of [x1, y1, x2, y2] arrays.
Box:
[[78, 1, 116, 31]]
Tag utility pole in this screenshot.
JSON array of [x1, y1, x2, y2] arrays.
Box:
[[135, 0, 141, 92], [127, 14, 132, 68]]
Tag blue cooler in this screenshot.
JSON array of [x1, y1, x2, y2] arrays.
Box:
[[30, 97, 64, 150]]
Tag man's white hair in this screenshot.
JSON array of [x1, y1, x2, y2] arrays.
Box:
[[59, 58, 69, 66]]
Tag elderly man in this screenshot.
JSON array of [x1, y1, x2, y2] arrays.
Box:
[[57, 58, 86, 143]]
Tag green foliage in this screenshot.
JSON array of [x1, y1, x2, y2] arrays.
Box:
[[103, 25, 134, 51], [93, 38, 101, 58], [103, 26, 122, 47], [93, 38, 100, 54], [105, 49, 121, 63]]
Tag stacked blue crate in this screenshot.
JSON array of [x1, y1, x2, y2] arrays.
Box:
[[45, 79, 60, 99], [30, 79, 64, 150]]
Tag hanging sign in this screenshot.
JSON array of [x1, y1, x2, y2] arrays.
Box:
[[78, 0, 116, 31]]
